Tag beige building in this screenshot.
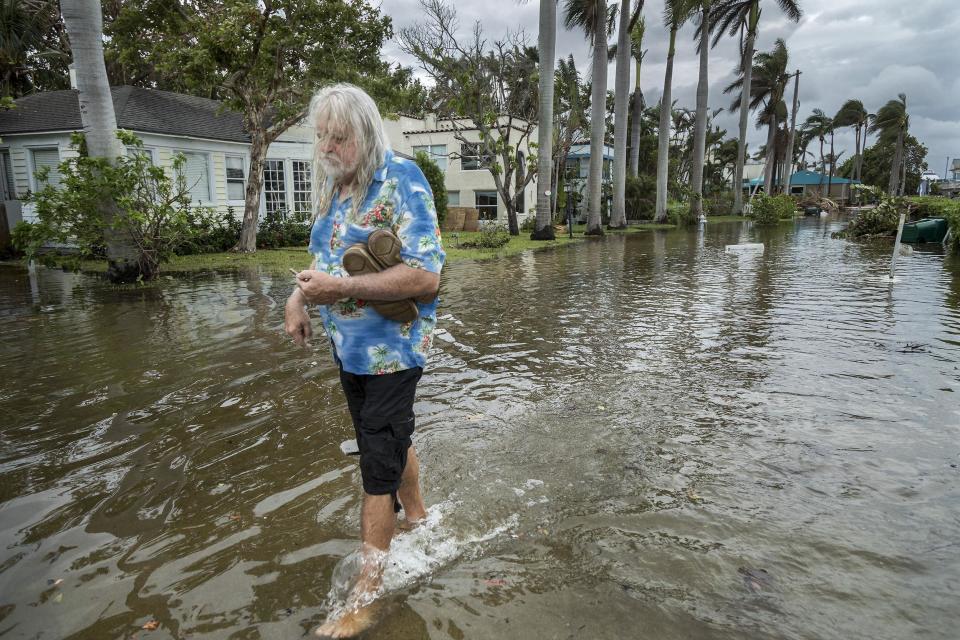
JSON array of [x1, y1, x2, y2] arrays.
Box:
[[384, 114, 538, 226]]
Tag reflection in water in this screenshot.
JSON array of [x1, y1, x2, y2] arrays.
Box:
[[1, 218, 958, 639]]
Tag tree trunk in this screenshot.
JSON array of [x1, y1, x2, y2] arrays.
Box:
[[888, 130, 903, 195], [654, 26, 677, 223], [62, 0, 141, 282], [532, 0, 556, 240], [827, 129, 835, 200], [586, 0, 607, 236], [236, 127, 267, 252], [763, 113, 777, 196], [689, 1, 710, 220], [609, 0, 631, 229], [783, 71, 800, 197], [899, 144, 907, 196], [733, 8, 757, 215], [629, 56, 643, 178]]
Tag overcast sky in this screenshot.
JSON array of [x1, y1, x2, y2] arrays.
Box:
[[378, 0, 960, 177]]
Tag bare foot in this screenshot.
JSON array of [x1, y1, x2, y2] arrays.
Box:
[[315, 545, 386, 638], [314, 601, 380, 639], [396, 516, 426, 532]]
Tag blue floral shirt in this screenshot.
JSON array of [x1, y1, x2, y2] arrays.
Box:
[[308, 149, 445, 375]]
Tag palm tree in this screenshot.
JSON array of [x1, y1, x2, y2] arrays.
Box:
[[553, 55, 588, 217], [802, 108, 831, 195], [565, 0, 611, 235], [608, 0, 637, 229], [628, 15, 646, 178], [688, 0, 712, 219], [833, 99, 869, 183], [654, 0, 692, 223], [870, 93, 908, 195], [61, 0, 139, 282], [711, 0, 802, 212], [532, 0, 558, 240], [724, 38, 789, 196]]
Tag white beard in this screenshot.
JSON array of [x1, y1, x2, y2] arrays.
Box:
[[319, 155, 346, 178]]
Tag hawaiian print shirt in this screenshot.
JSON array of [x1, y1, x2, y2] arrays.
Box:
[[308, 149, 446, 375]]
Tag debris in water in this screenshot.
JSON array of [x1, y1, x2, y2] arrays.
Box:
[[47, 578, 63, 587], [484, 578, 507, 587], [738, 567, 773, 593], [725, 243, 765, 256], [142, 620, 160, 631], [686, 488, 701, 503]]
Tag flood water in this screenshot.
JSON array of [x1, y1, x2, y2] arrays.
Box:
[[1, 217, 959, 640]]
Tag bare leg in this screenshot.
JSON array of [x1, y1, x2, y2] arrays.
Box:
[[397, 446, 427, 528], [315, 494, 394, 638]]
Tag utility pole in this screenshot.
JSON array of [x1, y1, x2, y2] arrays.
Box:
[[783, 70, 802, 196]]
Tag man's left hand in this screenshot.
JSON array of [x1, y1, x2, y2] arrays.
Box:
[[294, 270, 345, 305]]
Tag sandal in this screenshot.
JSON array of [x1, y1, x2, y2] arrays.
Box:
[[342, 230, 419, 323]]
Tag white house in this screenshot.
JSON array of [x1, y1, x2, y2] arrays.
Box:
[[0, 86, 316, 233], [383, 113, 538, 226]]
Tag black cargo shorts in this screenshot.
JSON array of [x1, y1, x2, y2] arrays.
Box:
[[338, 366, 422, 502]]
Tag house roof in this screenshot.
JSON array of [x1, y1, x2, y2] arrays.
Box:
[[745, 170, 862, 186], [0, 87, 250, 143]]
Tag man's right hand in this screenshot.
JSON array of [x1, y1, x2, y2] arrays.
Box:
[[284, 290, 312, 347]]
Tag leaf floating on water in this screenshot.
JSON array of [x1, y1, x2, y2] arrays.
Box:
[[47, 578, 64, 587], [53, 593, 63, 603], [484, 578, 507, 587], [142, 620, 160, 631], [686, 488, 701, 503]]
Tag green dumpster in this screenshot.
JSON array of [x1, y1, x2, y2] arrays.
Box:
[[901, 218, 948, 244]]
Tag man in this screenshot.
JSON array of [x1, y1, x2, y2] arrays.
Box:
[[284, 84, 445, 638]]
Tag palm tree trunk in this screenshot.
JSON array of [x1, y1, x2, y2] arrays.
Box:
[[586, 0, 607, 236], [532, 0, 557, 240], [763, 113, 777, 195], [629, 56, 643, 177], [654, 26, 677, 223], [899, 143, 907, 196], [888, 130, 903, 195], [827, 129, 835, 200], [733, 7, 757, 214], [783, 71, 800, 196], [689, 1, 710, 220], [610, 0, 631, 228], [61, 0, 141, 283]]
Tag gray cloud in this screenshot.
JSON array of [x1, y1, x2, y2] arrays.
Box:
[[380, 0, 960, 176]]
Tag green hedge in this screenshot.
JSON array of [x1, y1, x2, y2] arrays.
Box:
[[749, 194, 796, 225]]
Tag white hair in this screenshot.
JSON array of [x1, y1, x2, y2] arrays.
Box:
[[308, 83, 390, 222]]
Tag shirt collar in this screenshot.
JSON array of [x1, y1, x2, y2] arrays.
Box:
[[373, 149, 393, 183]]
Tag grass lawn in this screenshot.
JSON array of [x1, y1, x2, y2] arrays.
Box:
[[17, 222, 682, 276]]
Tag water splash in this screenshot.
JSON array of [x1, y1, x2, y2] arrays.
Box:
[[322, 501, 516, 620]]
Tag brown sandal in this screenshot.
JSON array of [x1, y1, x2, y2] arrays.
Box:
[[342, 230, 419, 323]]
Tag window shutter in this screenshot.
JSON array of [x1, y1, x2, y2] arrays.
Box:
[[32, 148, 62, 188], [179, 152, 210, 201]]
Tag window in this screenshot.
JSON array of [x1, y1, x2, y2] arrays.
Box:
[[263, 159, 287, 216], [176, 151, 211, 202], [126, 147, 154, 164], [412, 144, 447, 171], [30, 148, 61, 190], [0, 150, 15, 199], [475, 191, 498, 221], [447, 190, 460, 206], [460, 143, 493, 171], [226, 155, 246, 201], [565, 159, 579, 180], [791, 186, 804, 195], [292, 160, 312, 217]]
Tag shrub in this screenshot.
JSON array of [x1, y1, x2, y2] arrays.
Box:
[[706, 192, 735, 216], [171, 208, 241, 255], [16, 132, 211, 279], [834, 185, 906, 239], [668, 200, 696, 226], [256, 208, 311, 249], [749, 194, 796, 225], [414, 151, 447, 227], [625, 174, 656, 220], [460, 226, 510, 249]]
